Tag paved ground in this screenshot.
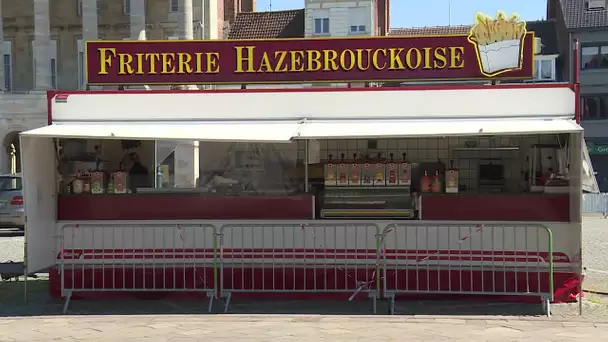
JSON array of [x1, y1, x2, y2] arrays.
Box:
[[2, 315, 608, 341], [1, 217, 608, 340], [0, 228, 24, 264], [582, 215, 608, 294]]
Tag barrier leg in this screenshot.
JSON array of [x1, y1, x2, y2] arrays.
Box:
[[388, 293, 395, 315], [541, 295, 551, 317], [223, 293, 232, 313], [207, 292, 214, 313], [371, 293, 377, 314], [62, 291, 72, 314]]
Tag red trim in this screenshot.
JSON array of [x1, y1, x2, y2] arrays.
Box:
[[46, 90, 58, 125], [50, 83, 572, 97], [48, 267, 581, 303], [57, 194, 314, 221], [420, 194, 570, 222], [57, 248, 572, 264]]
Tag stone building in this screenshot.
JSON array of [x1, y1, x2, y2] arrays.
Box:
[[0, 0, 248, 174]]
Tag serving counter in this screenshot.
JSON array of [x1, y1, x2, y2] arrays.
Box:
[[58, 193, 315, 220], [419, 193, 570, 222]]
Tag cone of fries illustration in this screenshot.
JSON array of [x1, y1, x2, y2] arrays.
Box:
[[468, 11, 527, 76]]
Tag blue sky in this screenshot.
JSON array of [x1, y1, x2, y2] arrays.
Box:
[[255, 0, 548, 28]]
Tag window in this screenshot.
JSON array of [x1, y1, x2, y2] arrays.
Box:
[[31, 40, 58, 89], [533, 57, 556, 81], [170, 0, 179, 13], [348, 7, 368, 34], [582, 95, 608, 120], [77, 40, 85, 89], [314, 18, 330, 35], [581, 44, 608, 69], [3, 41, 12, 91], [124, 0, 131, 15], [77, 0, 101, 16]]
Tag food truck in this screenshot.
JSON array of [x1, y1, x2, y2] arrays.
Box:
[[20, 12, 596, 315]]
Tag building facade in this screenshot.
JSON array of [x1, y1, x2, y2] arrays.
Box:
[[548, 0, 608, 191], [0, 0, 247, 174]]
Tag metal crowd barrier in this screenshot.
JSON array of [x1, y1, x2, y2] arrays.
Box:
[[582, 193, 608, 213], [217, 222, 381, 313], [378, 223, 554, 316], [57, 221, 555, 316], [59, 222, 217, 314]]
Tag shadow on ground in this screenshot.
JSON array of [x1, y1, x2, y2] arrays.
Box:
[[0, 278, 554, 317]]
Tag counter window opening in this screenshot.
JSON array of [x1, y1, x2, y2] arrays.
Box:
[[55, 133, 576, 222]]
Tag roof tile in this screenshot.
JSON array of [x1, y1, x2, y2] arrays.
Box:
[[227, 9, 305, 39], [560, 0, 608, 29]]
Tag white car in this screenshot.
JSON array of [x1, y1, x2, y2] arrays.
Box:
[[0, 174, 24, 230]]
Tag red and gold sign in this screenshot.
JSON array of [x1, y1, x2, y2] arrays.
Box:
[[85, 13, 534, 86]]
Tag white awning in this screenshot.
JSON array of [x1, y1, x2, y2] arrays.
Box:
[[21, 121, 300, 143], [295, 118, 582, 139]]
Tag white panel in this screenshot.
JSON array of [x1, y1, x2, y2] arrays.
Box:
[[21, 135, 57, 273], [21, 121, 301, 143], [296, 118, 582, 139], [50, 87, 576, 122], [582, 135, 599, 193]]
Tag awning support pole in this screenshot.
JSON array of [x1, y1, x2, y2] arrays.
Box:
[[573, 39, 581, 125], [305, 140, 309, 193]]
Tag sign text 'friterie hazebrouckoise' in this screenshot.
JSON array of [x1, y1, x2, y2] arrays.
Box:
[[85, 11, 534, 85]]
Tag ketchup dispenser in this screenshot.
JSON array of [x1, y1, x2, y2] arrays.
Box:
[[420, 170, 431, 193], [386, 153, 398, 186], [361, 155, 373, 186], [337, 153, 349, 186], [431, 170, 442, 193], [324, 154, 337, 186], [445, 160, 459, 193], [349, 153, 361, 186], [374, 152, 386, 186], [398, 152, 411, 186]]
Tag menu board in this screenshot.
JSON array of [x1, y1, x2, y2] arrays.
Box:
[[90, 171, 104, 194], [113, 171, 127, 194]]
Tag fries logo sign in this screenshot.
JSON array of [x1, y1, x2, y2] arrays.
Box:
[[85, 14, 534, 86], [468, 11, 528, 77]]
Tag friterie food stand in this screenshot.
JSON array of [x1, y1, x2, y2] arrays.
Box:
[[20, 12, 596, 315]]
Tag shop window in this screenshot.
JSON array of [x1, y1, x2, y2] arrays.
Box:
[[581, 44, 608, 70], [533, 58, 556, 81], [3, 41, 12, 91], [582, 95, 608, 120]]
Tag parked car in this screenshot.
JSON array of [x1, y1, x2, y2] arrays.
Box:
[[0, 174, 24, 230]]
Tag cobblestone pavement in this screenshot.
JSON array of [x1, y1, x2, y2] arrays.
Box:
[[0, 229, 24, 264], [582, 215, 608, 294], [1, 314, 608, 341]]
